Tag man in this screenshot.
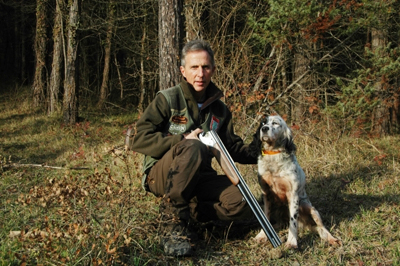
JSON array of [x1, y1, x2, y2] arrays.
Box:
[[127, 39, 257, 256]]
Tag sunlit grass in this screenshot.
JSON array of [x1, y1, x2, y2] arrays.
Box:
[[1, 88, 400, 265]]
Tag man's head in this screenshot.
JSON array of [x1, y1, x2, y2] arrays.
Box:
[[180, 40, 216, 100]]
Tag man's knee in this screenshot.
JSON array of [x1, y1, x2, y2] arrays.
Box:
[[216, 185, 252, 220], [175, 139, 209, 160]]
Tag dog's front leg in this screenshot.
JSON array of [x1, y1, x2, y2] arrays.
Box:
[[286, 193, 299, 249], [254, 193, 271, 243]]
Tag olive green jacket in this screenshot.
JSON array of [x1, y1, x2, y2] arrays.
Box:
[[130, 79, 257, 186]]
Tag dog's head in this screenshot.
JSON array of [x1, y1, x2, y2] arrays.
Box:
[[250, 115, 296, 156]]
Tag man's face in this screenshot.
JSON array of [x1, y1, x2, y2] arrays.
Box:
[[180, 50, 216, 97]]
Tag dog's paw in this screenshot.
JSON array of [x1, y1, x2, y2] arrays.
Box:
[[328, 236, 342, 246], [284, 241, 298, 249], [253, 230, 268, 243]]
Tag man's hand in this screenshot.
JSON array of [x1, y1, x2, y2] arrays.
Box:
[[184, 128, 203, 140]]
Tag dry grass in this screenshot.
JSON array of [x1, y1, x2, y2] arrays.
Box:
[[1, 88, 400, 265]]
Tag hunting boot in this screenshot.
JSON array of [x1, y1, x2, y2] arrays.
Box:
[[159, 199, 196, 256]]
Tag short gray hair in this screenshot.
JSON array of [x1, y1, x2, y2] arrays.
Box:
[[181, 39, 215, 67]]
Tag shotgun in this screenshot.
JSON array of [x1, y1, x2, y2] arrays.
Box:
[[199, 130, 281, 248]]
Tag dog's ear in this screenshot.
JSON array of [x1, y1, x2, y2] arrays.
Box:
[[249, 122, 262, 158], [284, 126, 297, 154]]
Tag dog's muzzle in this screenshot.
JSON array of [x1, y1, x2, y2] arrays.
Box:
[[261, 126, 269, 133], [261, 126, 271, 137], [260, 125, 273, 141]]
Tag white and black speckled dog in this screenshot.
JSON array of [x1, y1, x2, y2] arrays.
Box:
[[251, 115, 341, 249]]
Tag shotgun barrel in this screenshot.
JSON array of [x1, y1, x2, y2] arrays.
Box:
[[199, 130, 281, 248]]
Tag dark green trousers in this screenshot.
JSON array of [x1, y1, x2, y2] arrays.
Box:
[[147, 139, 252, 222]]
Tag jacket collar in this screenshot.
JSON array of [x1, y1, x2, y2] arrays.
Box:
[[179, 79, 223, 109]]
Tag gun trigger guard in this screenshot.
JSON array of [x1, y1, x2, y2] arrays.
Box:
[[199, 131, 216, 147]]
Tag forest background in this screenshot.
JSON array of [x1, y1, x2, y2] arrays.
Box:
[[1, 0, 400, 265], [1, 0, 399, 135]]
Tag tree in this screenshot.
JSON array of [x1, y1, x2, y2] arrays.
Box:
[[48, 0, 65, 114], [138, 17, 147, 114], [370, 27, 389, 136], [63, 0, 80, 124], [32, 0, 49, 108], [97, 0, 116, 110], [2, 0, 400, 136], [158, 0, 184, 90], [248, 0, 320, 123], [331, 0, 400, 136], [291, 41, 312, 123], [367, 0, 400, 136], [184, 0, 204, 41]]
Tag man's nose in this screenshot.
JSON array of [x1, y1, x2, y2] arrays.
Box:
[[196, 67, 204, 77]]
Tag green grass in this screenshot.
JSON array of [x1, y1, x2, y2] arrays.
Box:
[[1, 88, 400, 265]]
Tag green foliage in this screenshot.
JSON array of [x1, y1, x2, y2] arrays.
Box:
[[248, 0, 319, 46], [4, 0, 400, 135], [246, 0, 399, 136], [248, 0, 397, 48], [329, 77, 378, 131], [327, 42, 400, 135], [247, 0, 358, 46]]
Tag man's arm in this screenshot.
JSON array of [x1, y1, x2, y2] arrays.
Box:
[[218, 111, 258, 164], [130, 94, 183, 158]]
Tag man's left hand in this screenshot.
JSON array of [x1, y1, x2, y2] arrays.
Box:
[[184, 128, 203, 140]]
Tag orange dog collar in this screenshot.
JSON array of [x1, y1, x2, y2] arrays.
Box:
[[262, 150, 281, 156]]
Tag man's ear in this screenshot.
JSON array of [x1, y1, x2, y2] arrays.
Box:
[[211, 65, 216, 75], [180, 66, 186, 77]]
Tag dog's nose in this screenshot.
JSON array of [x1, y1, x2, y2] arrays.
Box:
[[261, 126, 269, 132]]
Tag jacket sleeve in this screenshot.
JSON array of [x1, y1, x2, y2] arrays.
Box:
[[130, 93, 183, 158], [219, 110, 258, 164]]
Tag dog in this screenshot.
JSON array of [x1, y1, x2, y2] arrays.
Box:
[[251, 115, 341, 249]]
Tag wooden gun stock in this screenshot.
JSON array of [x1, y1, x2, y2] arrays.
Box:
[[210, 145, 240, 186], [200, 130, 281, 248]]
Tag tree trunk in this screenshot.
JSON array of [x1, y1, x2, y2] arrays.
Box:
[[48, 0, 64, 114], [184, 0, 203, 41], [281, 49, 289, 117], [63, 0, 80, 124], [291, 49, 310, 123], [371, 28, 389, 136], [79, 13, 90, 102], [15, 1, 27, 82], [138, 23, 147, 115], [158, 0, 184, 90], [32, 0, 49, 108], [98, 0, 115, 110], [207, 1, 220, 40]]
